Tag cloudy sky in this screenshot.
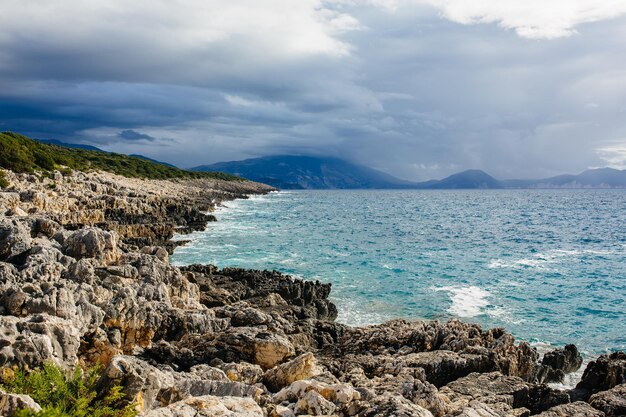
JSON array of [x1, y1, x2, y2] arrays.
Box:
[[1, 0, 626, 180]]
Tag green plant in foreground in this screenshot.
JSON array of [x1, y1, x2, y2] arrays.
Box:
[[1, 363, 137, 417]]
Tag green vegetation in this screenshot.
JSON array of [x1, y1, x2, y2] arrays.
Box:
[[1, 362, 136, 417], [0, 170, 9, 189], [0, 132, 242, 181]]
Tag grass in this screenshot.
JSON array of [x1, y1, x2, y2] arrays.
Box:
[[1, 363, 137, 417], [0, 131, 243, 181]]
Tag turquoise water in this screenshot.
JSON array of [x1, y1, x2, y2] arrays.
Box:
[[171, 190, 626, 355]]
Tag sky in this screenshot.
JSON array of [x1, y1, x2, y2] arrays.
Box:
[[1, 1, 626, 180]]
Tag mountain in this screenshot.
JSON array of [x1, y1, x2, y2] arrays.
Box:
[[502, 168, 626, 188], [0, 131, 241, 181], [418, 168, 626, 189], [129, 154, 178, 168], [192, 155, 416, 189], [415, 169, 502, 189], [194, 155, 626, 190], [38, 138, 103, 151]]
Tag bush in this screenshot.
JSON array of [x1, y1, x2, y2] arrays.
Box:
[[0, 171, 9, 189], [1, 362, 137, 417]]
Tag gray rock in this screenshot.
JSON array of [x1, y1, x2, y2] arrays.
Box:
[[535, 401, 605, 417], [264, 352, 322, 392], [440, 372, 568, 415], [589, 383, 626, 417], [98, 355, 262, 413], [537, 344, 583, 384], [576, 352, 626, 398], [0, 314, 81, 369], [62, 228, 120, 265], [294, 390, 337, 416], [143, 395, 264, 417], [0, 389, 42, 416], [360, 394, 434, 417], [0, 218, 32, 263]]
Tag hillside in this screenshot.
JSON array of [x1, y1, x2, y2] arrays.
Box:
[[502, 167, 626, 188], [194, 155, 626, 190], [38, 138, 103, 151], [193, 155, 416, 189], [0, 132, 240, 181], [415, 169, 502, 189]]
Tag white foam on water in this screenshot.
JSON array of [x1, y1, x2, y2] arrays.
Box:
[[489, 246, 625, 270], [531, 341, 593, 390], [432, 285, 490, 318], [488, 255, 553, 270]]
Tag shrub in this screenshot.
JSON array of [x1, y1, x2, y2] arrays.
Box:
[[1, 362, 137, 417], [0, 170, 9, 189]]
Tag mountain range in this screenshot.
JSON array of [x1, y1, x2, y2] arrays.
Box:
[[27, 139, 626, 189], [193, 155, 416, 189], [193, 155, 626, 189]]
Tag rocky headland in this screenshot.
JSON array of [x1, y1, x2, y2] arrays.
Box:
[[1, 168, 625, 417]]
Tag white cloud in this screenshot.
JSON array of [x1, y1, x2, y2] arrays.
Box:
[[224, 95, 256, 107], [0, 0, 358, 58], [597, 143, 626, 169], [370, 0, 626, 39]]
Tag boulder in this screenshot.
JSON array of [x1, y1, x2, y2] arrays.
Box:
[[537, 344, 583, 383], [0, 314, 80, 369], [0, 389, 42, 416], [535, 401, 605, 417], [273, 379, 361, 405], [264, 352, 322, 391], [254, 333, 295, 369], [0, 218, 32, 262], [380, 349, 497, 387], [576, 352, 626, 397], [589, 383, 626, 417], [0, 192, 20, 211], [440, 372, 568, 415], [294, 390, 337, 416], [218, 361, 265, 385], [62, 228, 120, 265]]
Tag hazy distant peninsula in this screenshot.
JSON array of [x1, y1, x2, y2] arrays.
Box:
[[193, 155, 626, 190]]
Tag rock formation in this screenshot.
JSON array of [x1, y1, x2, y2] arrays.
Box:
[[0, 168, 623, 416]]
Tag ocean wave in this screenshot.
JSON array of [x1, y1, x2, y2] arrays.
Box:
[[432, 285, 490, 318], [488, 247, 624, 270], [530, 340, 593, 389]]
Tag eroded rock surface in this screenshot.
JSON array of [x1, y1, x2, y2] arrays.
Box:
[[0, 168, 622, 416]]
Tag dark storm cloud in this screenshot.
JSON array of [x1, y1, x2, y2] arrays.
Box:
[[1, 1, 626, 178], [118, 130, 156, 142]]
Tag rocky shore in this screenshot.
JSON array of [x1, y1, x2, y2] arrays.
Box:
[[0, 168, 625, 417]]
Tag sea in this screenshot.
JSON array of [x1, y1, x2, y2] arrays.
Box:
[[171, 189, 626, 359]]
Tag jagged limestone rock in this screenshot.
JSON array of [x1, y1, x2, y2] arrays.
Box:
[[143, 395, 264, 417], [589, 383, 626, 417], [264, 352, 322, 391], [0, 389, 42, 417]]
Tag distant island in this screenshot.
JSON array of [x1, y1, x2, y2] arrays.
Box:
[[193, 155, 626, 190]]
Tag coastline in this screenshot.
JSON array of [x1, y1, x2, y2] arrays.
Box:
[[1, 169, 625, 417], [170, 189, 626, 355]]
